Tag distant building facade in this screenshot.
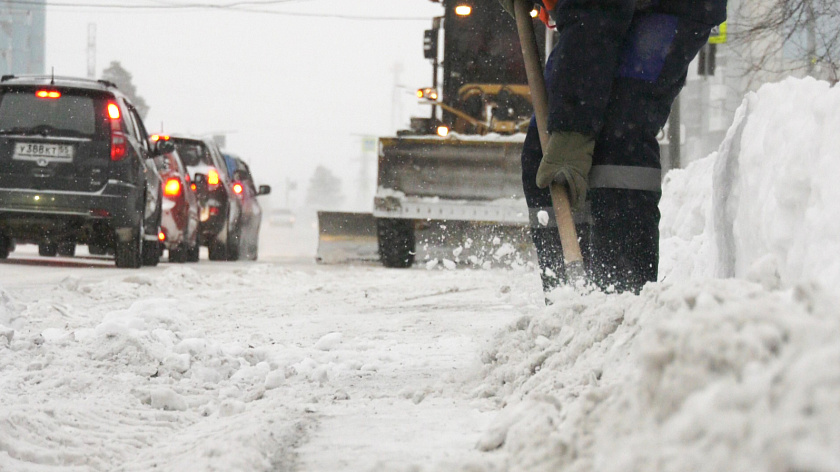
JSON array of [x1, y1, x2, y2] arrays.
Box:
[[0, 0, 46, 76]]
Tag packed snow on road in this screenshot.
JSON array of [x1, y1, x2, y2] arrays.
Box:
[[1, 77, 838, 471]]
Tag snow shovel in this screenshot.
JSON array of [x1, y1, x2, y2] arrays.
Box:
[[513, 0, 585, 283]]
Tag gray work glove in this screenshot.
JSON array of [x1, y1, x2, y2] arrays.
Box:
[[497, 0, 514, 17], [536, 131, 595, 209]]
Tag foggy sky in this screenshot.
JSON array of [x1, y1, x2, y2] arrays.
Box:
[[46, 0, 445, 210]]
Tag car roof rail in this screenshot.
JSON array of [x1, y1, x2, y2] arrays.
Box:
[[0, 75, 119, 89]]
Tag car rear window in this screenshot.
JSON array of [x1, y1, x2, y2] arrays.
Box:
[[174, 141, 214, 168], [0, 90, 103, 138]]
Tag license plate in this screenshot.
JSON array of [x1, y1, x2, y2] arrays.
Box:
[[13, 142, 75, 163]]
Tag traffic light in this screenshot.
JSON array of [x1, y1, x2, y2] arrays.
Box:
[[424, 29, 438, 60]]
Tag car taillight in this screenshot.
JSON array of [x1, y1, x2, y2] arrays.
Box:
[[108, 101, 127, 161], [207, 169, 220, 190], [164, 178, 181, 197], [232, 182, 243, 195]]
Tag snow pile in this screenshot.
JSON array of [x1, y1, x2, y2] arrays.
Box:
[[476, 281, 840, 471], [661, 77, 840, 291], [475, 78, 840, 471], [0, 267, 357, 471]]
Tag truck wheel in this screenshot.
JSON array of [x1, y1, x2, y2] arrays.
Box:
[[377, 218, 415, 268], [58, 242, 76, 257], [88, 244, 107, 256], [39, 243, 58, 257], [0, 235, 10, 259], [115, 226, 142, 269]]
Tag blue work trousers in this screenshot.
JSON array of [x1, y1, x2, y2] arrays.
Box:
[[522, 12, 714, 293]]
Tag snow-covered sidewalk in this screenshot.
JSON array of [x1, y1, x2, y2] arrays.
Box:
[[0, 260, 537, 471]]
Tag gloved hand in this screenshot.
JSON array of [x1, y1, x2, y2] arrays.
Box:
[[497, 0, 514, 18], [536, 131, 595, 209]]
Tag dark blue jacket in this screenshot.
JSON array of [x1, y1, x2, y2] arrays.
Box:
[[537, 0, 727, 136]]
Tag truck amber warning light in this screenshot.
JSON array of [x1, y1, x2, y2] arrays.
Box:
[[417, 88, 438, 101], [455, 5, 471, 16]]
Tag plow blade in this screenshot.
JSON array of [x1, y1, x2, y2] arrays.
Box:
[[377, 136, 524, 203], [315, 211, 379, 264]]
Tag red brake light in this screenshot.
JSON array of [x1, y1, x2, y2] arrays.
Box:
[[207, 169, 220, 186], [164, 178, 181, 197], [232, 182, 243, 195], [107, 101, 127, 161], [107, 103, 121, 120], [36, 90, 61, 99], [158, 232, 166, 241]]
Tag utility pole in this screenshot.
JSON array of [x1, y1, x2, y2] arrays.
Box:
[[87, 23, 96, 79], [390, 62, 404, 132], [805, 0, 816, 75]]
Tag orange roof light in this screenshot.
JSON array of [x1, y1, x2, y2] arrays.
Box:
[[455, 5, 472, 16], [150, 134, 170, 142], [36, 90, 61, 99], [158, 231, 166, 241], [107, 102, 120, 120], [232, 183, 244, 195], [207, 169, 220, 186]]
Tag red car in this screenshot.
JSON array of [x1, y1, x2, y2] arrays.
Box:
[[151, 135, 200, 263]]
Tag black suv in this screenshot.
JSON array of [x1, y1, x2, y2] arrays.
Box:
[[0, 75, 164, 267], [169, 135, 241, 261]]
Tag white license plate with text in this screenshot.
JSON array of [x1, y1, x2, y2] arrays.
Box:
[[13, 142, 75, 163]]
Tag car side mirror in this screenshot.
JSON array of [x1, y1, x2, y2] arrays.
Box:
[[258, 185, 271, 196], [153, 139, 175, 156]]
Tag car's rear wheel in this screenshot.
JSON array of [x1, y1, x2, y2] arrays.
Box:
[[208, 238, 228, 261], [142, 241, 161, 266], [226, 228, 241, 261], [247, 243, 258, 261], [57, 241, 76, 257], [169, 243, 188, 263], [187, 233, 200, 263], [115, 226, 142, 269], [39, 243, 58, 257]]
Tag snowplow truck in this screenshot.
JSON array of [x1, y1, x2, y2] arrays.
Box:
[[317, 1, 549, 268]]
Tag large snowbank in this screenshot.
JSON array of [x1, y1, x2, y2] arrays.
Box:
[[476, 77, 840, 471], [661, 76, 840, 290]]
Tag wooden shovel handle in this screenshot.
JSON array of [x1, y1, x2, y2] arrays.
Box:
[[513, 0, 584, 265]]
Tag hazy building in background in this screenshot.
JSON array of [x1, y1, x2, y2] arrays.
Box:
[[0, 0, 46, 76], [679, 0, 840, 167]]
